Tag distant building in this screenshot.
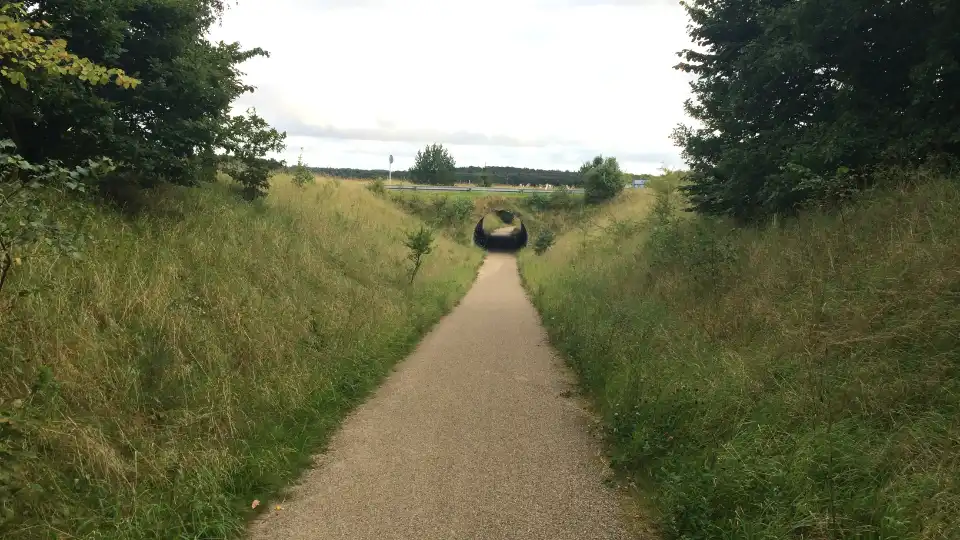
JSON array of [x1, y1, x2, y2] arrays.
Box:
[[632, 179, 646, 188]]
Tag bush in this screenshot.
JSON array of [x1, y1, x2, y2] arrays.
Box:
[[291, 149, 314, 188], [551, 185, 574, 209], [403, 226, 435, 283], [367, 178, 386, 195], [532, 229, 556, 255], [526, 193, 550, 211], [581, 156, 626, 204]]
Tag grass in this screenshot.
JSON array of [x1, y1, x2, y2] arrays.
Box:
[[386, 189, 592, 247], [519, 173, 960, 539], [0, 174, 483, 539]]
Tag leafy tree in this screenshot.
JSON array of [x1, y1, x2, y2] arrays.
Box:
[[1, 0, 285, 194], [403, 226, 435, 283], [581, 156, 625, 204], [410, 143, 456, 185], [0, 3, 137, 300], [218, 108, 286, 198], [674, 0, 960, 222]]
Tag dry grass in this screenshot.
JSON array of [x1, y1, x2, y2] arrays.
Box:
[[0, 175, 482, 539], [520, 174, 960, 539]]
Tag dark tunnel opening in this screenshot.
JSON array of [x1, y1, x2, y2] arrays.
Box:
[[473, 212, 528, 252]]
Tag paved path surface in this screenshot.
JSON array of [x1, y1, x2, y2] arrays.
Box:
[[249, 254, 634, 540]]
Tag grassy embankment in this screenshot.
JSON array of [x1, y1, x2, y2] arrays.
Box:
[[0, 175, 483, 539], [520, 173, 959, 539], [386, 188, 591, 245]]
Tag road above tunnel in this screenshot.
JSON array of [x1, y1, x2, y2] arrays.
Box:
[[248, 253, 635, 540]]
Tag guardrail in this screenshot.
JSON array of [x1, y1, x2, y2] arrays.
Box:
[[384, 185, 586, 194]]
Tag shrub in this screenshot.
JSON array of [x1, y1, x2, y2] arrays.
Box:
[[367, 178, 386, 195], [533, 229, 556, 255], [551, 185, 574, 209], [291, 149, 314, 188], [403, 226, 435, 283], [581, 156, 626, 204], [526, 193, 550, 211]]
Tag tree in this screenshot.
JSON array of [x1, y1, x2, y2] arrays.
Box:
[[674, 0, 960, 222], [217, 108, 286, 198], [1, 0, 285, 194], [291, 148, 314, 188], [581, 156, 625, 204], [410, 143, 456, 185], [0, 2, 138, 299], [403, 226, 435, 283]]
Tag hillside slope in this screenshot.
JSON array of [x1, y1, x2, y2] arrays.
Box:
[[0, 176, 483, 539], [520, 176, 960, 539]]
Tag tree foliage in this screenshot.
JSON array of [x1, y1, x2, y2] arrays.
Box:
[[403, 226, 435, 283], [0, 0, 285, 193], [0, 3, 136, 301], [581, 156, 625, 204], [0, 3, 139, 90], [409, 143, 457, 185], [674, 0, 960, 221]]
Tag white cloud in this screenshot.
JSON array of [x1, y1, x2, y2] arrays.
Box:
[[207, 0, 694, 173]]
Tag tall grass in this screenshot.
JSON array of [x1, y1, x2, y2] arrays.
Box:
[[0, 175, 482, 539], [520, 174, 960, 539], [387, 190, 592, 246]]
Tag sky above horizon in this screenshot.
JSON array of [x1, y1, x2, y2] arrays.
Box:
[[206, 0, 695, 174]]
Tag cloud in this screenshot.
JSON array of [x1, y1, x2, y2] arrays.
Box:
[[279, 119, 583, 148], [208, 0, 696, 173]]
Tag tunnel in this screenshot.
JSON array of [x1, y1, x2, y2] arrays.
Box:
[[473, 210, 528, 252]]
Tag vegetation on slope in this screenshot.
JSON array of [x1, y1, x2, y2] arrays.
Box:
[[385, 188, 592, 247], [0, 176, 482, 539], [520, 173, 959, 539]]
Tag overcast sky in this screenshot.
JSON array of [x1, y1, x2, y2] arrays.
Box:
[[206, 0, 695, 174]]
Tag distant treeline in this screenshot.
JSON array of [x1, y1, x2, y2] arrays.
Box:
[[304, 165, 652, 186]]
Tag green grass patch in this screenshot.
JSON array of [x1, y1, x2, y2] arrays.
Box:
[[520, 174, 960, 539], [387, 190, 592, 247], [0, 175, 482, 539]]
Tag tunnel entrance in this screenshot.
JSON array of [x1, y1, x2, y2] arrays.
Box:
[[473, 210, 528, 252]]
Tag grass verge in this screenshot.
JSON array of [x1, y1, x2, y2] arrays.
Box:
[[519, 174, 960, 539], [0, 175, 482, 539]]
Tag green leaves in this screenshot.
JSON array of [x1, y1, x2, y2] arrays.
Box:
[[675, 0, 960, 222], [581, 155, 625, 204], [0, 3, 140, 90], [291, 149, 314, 188], [219, 108, 288, 198], [410, 144, 457, 186], [403, 226, 435, 283], [0, 139, 111, 300]]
